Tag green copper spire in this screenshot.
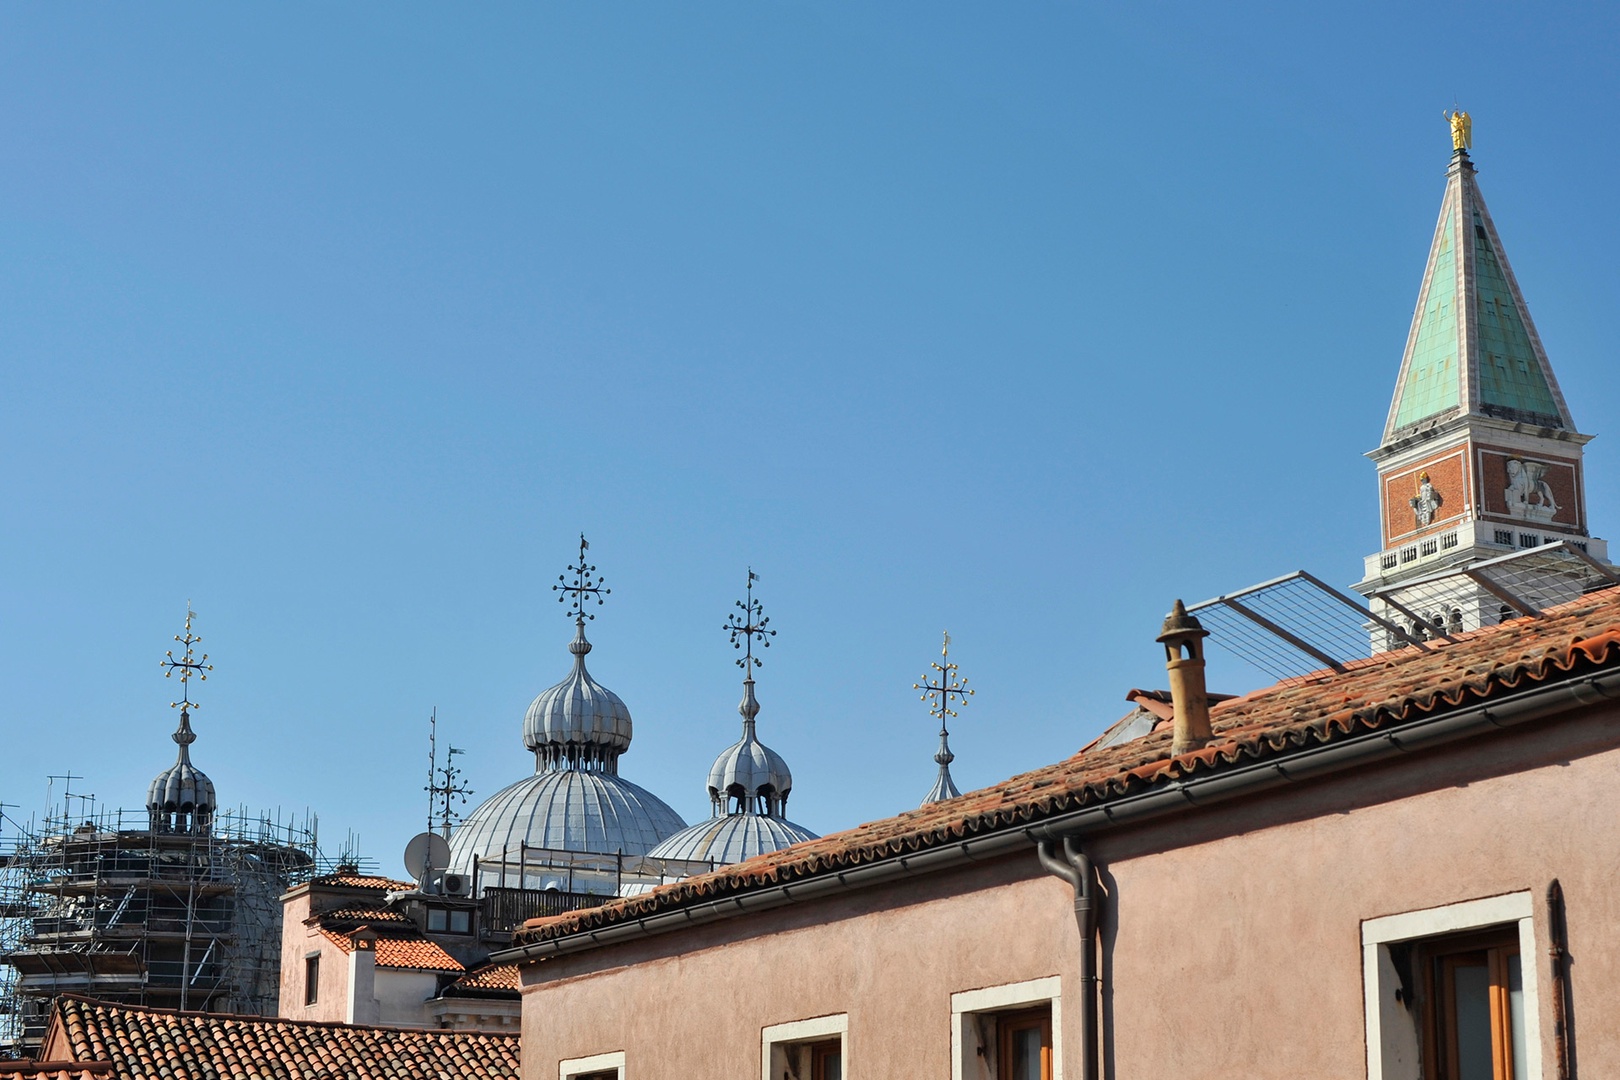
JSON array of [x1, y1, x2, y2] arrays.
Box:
[[1383, 145, 1575, 443]]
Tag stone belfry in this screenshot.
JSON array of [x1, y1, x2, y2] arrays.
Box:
[[1355, 114, 1611, 644]]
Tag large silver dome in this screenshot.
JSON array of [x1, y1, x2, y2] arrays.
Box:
[[523, 620, 633, 771], [448, 769, 685, 876], [449, 611, 685, 883]]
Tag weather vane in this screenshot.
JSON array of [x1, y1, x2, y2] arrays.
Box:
[[915, 630, 973, 731], [915, 630, 972, 804], [553, 533, 610, 620], [160, 603, 213, 710], [724, 569, 775, 669]]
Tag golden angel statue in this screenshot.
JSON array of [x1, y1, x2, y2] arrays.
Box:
[[1444, 109, 1472, 151]]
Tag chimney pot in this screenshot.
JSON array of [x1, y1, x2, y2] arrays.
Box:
[[1158, 600, 1213, 756]]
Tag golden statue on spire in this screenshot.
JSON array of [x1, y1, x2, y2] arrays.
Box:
[[1444, 109, 1472, 151]]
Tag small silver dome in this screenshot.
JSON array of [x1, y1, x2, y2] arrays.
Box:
[[523, 620, 633, 771], [448, 770, 685, 883], [706, 678, 792, 816], [147, 710, 216, 833], [636, 813, 817, 875]]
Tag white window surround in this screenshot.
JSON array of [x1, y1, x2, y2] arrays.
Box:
[[558, 1049, 624, 1080], [1361, 891, 1541, 1080], [950, 975, 1062, 1080], [761, 1013, 847, 1080]]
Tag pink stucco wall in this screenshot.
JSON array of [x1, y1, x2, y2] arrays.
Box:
[[518, 706, 1620, 1077], [277, 886, 357, 1022]]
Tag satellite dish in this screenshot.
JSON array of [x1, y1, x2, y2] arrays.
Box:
[[403, 832, 452, 881]]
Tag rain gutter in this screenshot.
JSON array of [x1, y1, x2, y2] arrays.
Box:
[[493, 666, 1620, 964]]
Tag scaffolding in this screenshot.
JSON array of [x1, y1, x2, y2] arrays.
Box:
[[0, 803, 369, 1057]]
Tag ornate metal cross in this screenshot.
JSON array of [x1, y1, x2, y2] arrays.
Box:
[[915, 630, 972, 736], [725, 569, 775, 669], [160, 604, 213, 710], [554, 534, 610, 620]]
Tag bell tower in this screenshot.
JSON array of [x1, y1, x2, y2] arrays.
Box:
[[1355, 117, 1610, 643]]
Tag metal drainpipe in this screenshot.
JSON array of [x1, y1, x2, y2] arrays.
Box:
[[1038, 837, 1099, 1080], [1547, 879, 1572, 1080]]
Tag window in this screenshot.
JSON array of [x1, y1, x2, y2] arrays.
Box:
[[1416, 931, 1525, 1080], [427, 908, 447, 932], [997, 1007, 1053, 1080], [761, 1014, 846, 1080], [558, 1051, 623, 1080], [450, 909, 471, 933], [951, 976, 1061, 1080], [303, 955, 319, 1006], [1362, 892, 1541, 1080]]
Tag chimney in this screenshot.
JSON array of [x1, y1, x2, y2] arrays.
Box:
[[346, 928, 380, 1025], [1157, 599, 1212, 756]]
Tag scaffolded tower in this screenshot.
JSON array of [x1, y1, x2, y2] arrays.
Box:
[[0, 609, 362, 1056]]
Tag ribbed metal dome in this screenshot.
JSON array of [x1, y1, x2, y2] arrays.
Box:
[[637, 812, 817, 874], [447, 770, 685, 876], [522, 620, 633, 772], [147, 710, 216, 833], [707, 678, 793, 815]]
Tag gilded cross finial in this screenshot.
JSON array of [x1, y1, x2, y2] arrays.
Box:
[[160, 603, 212, 710], [724, 569, 775, 670], [914, 630, 973, 733], [916, 630, 971, 804], [553, 534, 610, 621], [1444, 108, 1472, 151]]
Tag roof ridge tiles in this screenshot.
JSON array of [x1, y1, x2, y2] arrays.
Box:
[[509, 588, 1620, 948]]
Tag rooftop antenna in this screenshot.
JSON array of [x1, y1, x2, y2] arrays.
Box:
[[915, 630, 972, 805], [424, 709, 473, 842]]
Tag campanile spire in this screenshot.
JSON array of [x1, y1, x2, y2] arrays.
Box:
[[1356, 119, 1611, 644]]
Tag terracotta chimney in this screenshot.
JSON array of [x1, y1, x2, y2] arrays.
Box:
[[1157, 599, 1212, 756]]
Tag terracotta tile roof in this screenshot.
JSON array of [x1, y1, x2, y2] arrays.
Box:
[[0, 1064, 111, 1080], [450, 963, 520, 993], [45, 996, 518, 1080], [515, 587, 1620, 947], [319, 929, 466, 972], [310, 873, 416, 891], [315, 906, 413, 925]]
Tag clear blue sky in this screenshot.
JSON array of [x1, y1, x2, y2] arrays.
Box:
[[3, 4, 1618, 875]]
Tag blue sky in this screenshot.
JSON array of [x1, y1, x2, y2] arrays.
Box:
[[3, 4, 1618, 875]]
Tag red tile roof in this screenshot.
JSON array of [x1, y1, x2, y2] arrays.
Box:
[[319, 929, 466, 973], [314, 906, 413, 925], [450, 963, 520, 993], [515, 587, 1620, 947], [311, 873, 416, 891], [0, 1065, 111, 1080], [44, 996, 518, 1080]]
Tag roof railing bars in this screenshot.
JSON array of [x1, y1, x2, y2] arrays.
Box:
[[1294, 570, 1432, 651], [1211, 594, 1346, 673], [1463, 567, 1542, 618], [1551, 540, 1620, 584], [1370, 589, 1458, 642]]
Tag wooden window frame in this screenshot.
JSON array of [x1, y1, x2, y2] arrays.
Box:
[[996, 1005, 1054, 1080], [303, 954, 319, 1006], [808, 1038, 842, 1080], [1416, 928, 1521, 1080]]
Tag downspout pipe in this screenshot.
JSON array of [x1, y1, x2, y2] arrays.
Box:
[[1038, 837, 1099, 1080]]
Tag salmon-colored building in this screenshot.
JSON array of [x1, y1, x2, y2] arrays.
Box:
[[493, 134, 1618, 1080], [499, 589, 1620, 1080]]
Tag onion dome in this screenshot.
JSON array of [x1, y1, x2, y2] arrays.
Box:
[[147, 709, 216, 834], [706, 678, 793, 815], [448, 537, 687, 884], [522, 620, 633, 772]]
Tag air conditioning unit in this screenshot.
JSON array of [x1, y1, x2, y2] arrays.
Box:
[[442, 873, 467, 896]]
